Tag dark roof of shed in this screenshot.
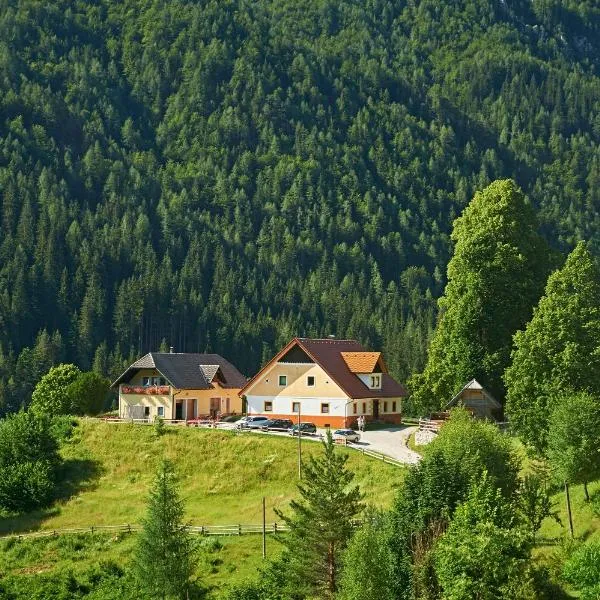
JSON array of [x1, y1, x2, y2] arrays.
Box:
[[241, 338, 407, 399], [112, 353, 246, 390]]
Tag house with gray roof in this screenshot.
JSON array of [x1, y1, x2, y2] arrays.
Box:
[[112, 351, 247, 421]]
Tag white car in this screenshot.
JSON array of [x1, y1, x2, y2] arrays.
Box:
[[234, 416, 270, 430], [332, 429, 361, 443]]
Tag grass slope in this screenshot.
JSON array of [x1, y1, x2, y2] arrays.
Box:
[[0, 419, 404, 535]]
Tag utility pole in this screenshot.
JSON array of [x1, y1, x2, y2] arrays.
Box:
[[297, 403, 302, 480], [262, 496, 267, 559]]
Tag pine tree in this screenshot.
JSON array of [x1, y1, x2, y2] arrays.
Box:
[[132, 459, 196, 600], [410, 180, 549, 415], [272, 431, 363, 599], [505, 241, 600, 452]]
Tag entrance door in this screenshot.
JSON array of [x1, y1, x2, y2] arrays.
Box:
[[175, 401, 183, 420], [372, 399, 379, 419], [210, 397, 220, 418]]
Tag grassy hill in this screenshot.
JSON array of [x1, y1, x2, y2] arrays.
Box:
[[0, 419, 403, 535], [0, 418, 403, 597]]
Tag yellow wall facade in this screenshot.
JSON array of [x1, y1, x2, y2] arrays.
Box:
[[118, 368, 242, 419], [246, 362, 347, 398]]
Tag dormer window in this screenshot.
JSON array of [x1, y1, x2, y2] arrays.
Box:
[[370, 374, 381, 389]]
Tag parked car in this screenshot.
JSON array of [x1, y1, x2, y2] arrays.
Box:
[[234, 416, 270, 429], [332, 428, 361, 443], [261, 418, 294, 431], [288, 422, 317, 435]]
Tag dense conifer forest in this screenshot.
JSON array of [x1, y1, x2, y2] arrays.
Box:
[[1, 0, 600, 412]]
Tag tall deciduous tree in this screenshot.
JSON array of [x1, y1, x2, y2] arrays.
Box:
[[411, 180, 548, 415], [132, 459, 196, 600], [274, 430, 363, 599], [547, 391, 600, 503], [505, 242, 600, 452]]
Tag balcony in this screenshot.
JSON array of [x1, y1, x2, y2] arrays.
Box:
[[121, 385, 170, 395]]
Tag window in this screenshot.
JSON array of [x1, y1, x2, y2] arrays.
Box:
[[279, 375, 287, 386], [144, 406, 150, 417], [321, 403, 329, 414], [383, 401, 388, 413], [352, 403, 357, 414], [292, 402, 300, 413], [142, 377, 150, 386], [370, 375, 381, 389], [307, 376, 315, 387], [392, 401, 397, 412], [362, 402, 366, 414], [264, 401, 273, 412], [157, 406, 164, 417]]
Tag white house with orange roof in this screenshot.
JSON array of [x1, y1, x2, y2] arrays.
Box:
[[239, 338, 407, 428]]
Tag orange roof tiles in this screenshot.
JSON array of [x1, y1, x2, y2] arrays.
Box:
[[341, 352, 382, 373]]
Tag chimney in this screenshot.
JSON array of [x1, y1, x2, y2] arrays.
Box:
[[169, 346, 174, 354]]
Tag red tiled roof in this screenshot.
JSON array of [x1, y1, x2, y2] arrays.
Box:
[[240, 338, 407, 399]]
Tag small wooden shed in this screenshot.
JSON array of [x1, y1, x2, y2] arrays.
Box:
[[444, 379, 501, 421]]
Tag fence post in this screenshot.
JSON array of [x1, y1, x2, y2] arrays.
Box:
[[273, 522, 278, 534], [201, 525, 205, 535], [238, 524, 242, 536]]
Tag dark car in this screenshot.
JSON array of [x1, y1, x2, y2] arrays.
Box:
[[288, 422, 317, 435], [261, 419, 294, 431]]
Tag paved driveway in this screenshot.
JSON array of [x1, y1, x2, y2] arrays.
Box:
[[215, 421, 421, 465], [353, 426, 421, 465]]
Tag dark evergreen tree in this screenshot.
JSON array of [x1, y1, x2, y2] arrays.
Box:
[[273, 431, 364, 599], [132, 459, 196, 600]]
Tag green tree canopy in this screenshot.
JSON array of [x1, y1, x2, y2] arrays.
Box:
[[547, 391, 600, 499], [66, 371, 110, 416], [411, 179, 549, 415], [390, 409, 520, 598], [505, 241, 600, 452], [338, 509, 395, 600], [30, 364, 82, 417], [433, 473, 535, 600]]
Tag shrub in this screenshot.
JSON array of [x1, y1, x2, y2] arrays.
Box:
[[563, 541, 600, 594], [0, 460, 56, 512]]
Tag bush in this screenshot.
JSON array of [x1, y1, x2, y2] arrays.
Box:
[[563, 541, 600, 595], [0, 460, 56, 512], [153, 416, 165, 437], [0, 411, 61, 513]]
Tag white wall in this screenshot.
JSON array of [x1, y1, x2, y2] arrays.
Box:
[[246, 395, 350, 417]]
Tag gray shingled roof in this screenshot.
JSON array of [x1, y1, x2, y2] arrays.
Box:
[[112, 353, 246, 390]]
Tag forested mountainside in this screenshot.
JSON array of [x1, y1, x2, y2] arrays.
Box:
[[1, 0, 600, 412]]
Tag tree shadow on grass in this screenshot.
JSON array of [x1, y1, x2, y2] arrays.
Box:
[[0, 458, 103, 536]]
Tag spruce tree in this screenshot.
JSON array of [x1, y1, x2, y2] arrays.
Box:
[[505, 241, 600, 452], [410, 179, 549, 415], [132, 459, 196, 600], [273, 431, 363, 599]]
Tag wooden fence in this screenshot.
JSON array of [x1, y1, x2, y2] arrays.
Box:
[[0, 522, 289, 541], [358, 447, 404, 468]]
